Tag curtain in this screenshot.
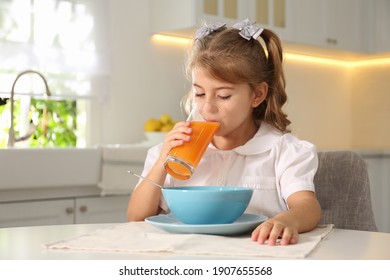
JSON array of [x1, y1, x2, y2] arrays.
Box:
[[0, 0, 110, 100]]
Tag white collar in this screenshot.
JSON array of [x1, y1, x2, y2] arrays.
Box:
[[207, 122, 283, 156]]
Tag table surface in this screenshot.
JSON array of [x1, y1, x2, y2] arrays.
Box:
[[1, 223, 390, 260]]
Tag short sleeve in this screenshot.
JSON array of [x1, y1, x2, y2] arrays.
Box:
[[277, 135, 318, 201]]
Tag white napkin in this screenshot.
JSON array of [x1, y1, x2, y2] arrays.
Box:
[[45, 222, 334, 259]]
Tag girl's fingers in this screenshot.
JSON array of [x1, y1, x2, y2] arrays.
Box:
[[165, 121, 192, 142], [158, 121, 193, 163], [251, 220, 298, 246]]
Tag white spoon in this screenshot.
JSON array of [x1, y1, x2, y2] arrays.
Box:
[[127, 170, 166, 189]]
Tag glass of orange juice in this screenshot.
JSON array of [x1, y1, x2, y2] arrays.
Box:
[[164, 105, 220, 180]]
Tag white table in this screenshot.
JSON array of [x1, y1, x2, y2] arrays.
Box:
[[0, 223, 389, 259]]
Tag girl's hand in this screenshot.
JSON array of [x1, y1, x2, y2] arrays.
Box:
[[251, 218, 299, 246], [157, 121, 192, 165], [251, 191, 320, 246]]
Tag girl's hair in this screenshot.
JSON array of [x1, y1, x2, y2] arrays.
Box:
[[182, 24, 291, 133]]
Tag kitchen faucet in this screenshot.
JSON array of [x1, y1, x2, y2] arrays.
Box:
[[7, 70, 51, 147]]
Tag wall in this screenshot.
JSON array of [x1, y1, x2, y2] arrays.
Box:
[[351, 64, 390, 149], [89, 0, 389, 152], [89, 0, 189, 146], [284, 60, 352, 150]]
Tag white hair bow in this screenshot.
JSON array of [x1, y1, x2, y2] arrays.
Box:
[[233, 19, 263, 40], [195, 22, 227, 40]]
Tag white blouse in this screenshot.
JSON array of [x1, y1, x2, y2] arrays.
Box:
[[139, 122, 318, 219]]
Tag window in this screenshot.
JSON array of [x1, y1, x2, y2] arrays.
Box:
[[0, 0, 110, 147]]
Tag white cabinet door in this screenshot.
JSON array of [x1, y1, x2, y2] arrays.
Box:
[[371, 0, 390, 53], [0, 195, 130, 227], [74, 195, 129, 224], [150, 0, 274, 37], [150, 0, 200, 37], [201, 0, 249, 24], [293, 0, 367, 53], [0, 199, 74, 228], [362, 154, 390, 233], [246, 0, 295, 42], [293, 0, 324, 45], [325, 0, 367, 52]]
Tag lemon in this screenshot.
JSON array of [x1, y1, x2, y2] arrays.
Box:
[[160, 123, 174, 132], [160, 113, 172, 125], [144, 119, 162, 132]]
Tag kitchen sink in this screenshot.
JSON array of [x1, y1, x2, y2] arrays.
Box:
[[0, 148, 101, 190]]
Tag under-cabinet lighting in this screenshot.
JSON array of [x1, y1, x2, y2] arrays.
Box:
[[348, 57, 390, 67], [285, 53, 390, 68], [152, 34, 190, 45], [284, 53, 350, 67], [152, 34, 390, 68]]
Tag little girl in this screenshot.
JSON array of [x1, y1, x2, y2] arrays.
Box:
[[128, 19, 321, 246]]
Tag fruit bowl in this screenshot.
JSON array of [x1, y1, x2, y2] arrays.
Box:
[[144, 114, 175, 145]]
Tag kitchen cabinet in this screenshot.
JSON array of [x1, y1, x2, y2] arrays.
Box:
[[370, 0, 390, 53], [0, 199, 74, 228], [0, 195, 129, 228], [150, 0, 292, 39], [360, 152, 390, 233], [151, 0, 390, 54], [246, 0, 294, 42], [74, 196, 129, 224], [291, 0, 370, 53], [200, 0, 249, 24], [150, 0, 244, 37]]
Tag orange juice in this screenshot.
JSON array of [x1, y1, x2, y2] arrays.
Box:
[[164, 121, 220, 180]]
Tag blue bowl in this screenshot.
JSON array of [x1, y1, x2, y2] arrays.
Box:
[[162, 186, 254, 224]]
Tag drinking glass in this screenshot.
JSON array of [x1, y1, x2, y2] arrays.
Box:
[[164, 104, 220, 180]]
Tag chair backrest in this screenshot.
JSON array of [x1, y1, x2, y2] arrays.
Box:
[[314, 151, 377, 231]]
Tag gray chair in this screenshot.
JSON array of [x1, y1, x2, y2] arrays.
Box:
[[314, 151, 377, 231]]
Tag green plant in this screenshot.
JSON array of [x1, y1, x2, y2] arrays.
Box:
[[30, 99, 77, 147], [0, 98, 77, 148]]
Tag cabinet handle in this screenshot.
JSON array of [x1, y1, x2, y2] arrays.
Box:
[[65, 207, 74, 215], [326, 38, 338, 45], [79, 205, 88, 213]]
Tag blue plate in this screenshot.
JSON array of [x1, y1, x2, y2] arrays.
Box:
[[145, 213, 267, 236]]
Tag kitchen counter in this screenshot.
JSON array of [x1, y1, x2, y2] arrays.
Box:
[[1, 222, 390, 260]]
